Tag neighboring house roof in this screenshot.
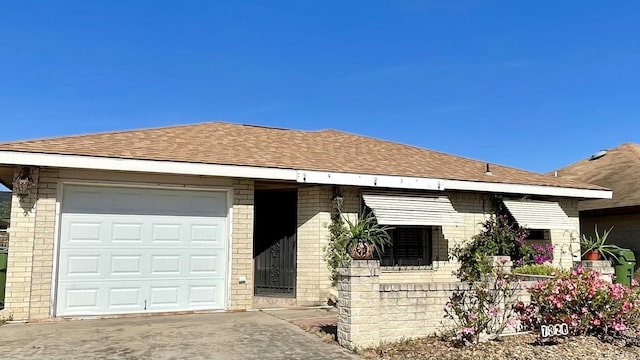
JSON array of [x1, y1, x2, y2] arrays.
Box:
[[0, 122, 609, 197], [555, 143, 640, 211]]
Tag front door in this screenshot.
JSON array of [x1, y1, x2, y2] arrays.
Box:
[[253, 190, 297, 297]]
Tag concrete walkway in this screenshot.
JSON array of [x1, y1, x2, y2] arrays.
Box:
[[0, 310, 357, 360]]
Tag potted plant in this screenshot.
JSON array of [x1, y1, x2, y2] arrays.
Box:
[[341, 211, 392, 260], [581, 225, 620, 261]]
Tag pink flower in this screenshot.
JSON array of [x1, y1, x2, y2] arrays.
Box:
[[623, 301, 632, 312], [496, 277, 506, 286], [633, 279, 639, 287], [593, 318, 601, 326], [610, 284, 625, 300], [489, 306, 502, 318], [581, 306, 588, 314], [612, 321, 627, 332], [459, 327, 475, 335]]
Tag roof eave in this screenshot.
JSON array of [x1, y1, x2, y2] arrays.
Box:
[[0, 150, 612, 200]]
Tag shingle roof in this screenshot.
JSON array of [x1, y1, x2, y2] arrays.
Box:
[[0, 122, 605, 191], [555, 143, 640, 210]]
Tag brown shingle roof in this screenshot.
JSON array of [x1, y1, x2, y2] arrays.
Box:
[[0, 122, 605, 191], [555, 143, 640, 210]]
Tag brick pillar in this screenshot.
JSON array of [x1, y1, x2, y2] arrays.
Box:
[[230, 179, 254, 310], [581, 260, 615, 283], [4, 167, 39, 321], [337, 260, 380, 349]]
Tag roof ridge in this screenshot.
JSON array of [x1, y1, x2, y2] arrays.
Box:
[[622, 143, 640, 162]]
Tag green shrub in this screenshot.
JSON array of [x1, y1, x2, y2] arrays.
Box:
[[512, 264, 566, 276], [324, 204, 350, 286], [450, 214, 529, 281]]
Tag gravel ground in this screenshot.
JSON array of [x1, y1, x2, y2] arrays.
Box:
[[293, 319, 640, 360], [361, 333, 640, 360]]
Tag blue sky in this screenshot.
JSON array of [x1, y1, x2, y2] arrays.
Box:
[[1, 1, 639, 173]]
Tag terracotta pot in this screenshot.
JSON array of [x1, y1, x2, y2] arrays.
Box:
[[349, 240, 374, 260], [583, 250, 600, 261]]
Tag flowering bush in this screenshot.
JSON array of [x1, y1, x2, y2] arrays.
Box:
[[451, 214, 529, 281], [516, 243, 554, 266], [515, 267, 640, 337], [444, 263, 523, 346]]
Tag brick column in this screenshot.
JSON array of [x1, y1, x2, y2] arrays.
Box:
[[4, 167, 40, 321], [337, 260, 380, 349], [230, 179, 254, 310]]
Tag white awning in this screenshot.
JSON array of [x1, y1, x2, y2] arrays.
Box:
[[362, 192, 464, 226], [502, 199, 574, 230]]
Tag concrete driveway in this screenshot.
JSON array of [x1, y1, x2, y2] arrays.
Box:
[[0, 310, 359, 360]]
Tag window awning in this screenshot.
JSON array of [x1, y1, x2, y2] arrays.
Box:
[[362, 192, 464, 226], [501, 199, 574, 230]]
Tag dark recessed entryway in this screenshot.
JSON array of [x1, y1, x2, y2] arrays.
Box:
[[253, 189, 297, 297]]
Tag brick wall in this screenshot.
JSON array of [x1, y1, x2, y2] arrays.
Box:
[[2, 167, 59, 321], [338, 260, 534, 349], [296, 185, 359, 305], [230, 179, 254, 310]]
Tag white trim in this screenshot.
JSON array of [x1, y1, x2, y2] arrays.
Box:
[[0, 151, 297, 181], [442, 179, 612, 199], [297, 170, 445, 191], [51, 180, 233, 317], [50, 179, 63, 317], [297, 170, 611, 199], [0, 150, 612, 199]]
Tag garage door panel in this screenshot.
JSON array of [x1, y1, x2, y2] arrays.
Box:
[[189, 285, 217, 305], [109, 288, 142, 308], [65, 255, 101, 276], [112, 223, 144, 243], [58, 286, 101, 314], [110, 255, 143, 276], [57, 185, 229, 316]]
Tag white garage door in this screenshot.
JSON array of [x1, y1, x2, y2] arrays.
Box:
[[56, 185, 229, 316]]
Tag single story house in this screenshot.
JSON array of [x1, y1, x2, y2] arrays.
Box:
[[0, 122, 610, 321], [555, 143, 640, 254]]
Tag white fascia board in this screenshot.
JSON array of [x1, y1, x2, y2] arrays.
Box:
[[297, 170, 612, 199], [297, 170, 446, 191], [443, 179, 612, 200], [0, 151, 297, 181], [0, 151, 612, 199]]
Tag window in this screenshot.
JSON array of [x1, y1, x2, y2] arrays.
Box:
[[380, 226, 432, 267], [526, 229, 549, 241]]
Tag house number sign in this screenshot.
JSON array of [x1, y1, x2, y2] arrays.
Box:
[[540, 323, 569, 338]]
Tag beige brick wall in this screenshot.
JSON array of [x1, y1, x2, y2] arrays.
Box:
[[338, 260, 534, 349], [3, 167, 39, 321], [230, 179, 254, 310], [296, 186, 359, 305], [27, 168, 59, 319], [3, 167, 59, 321]]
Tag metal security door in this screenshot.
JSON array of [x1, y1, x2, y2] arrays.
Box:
[[253, 190, 297, 297]]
